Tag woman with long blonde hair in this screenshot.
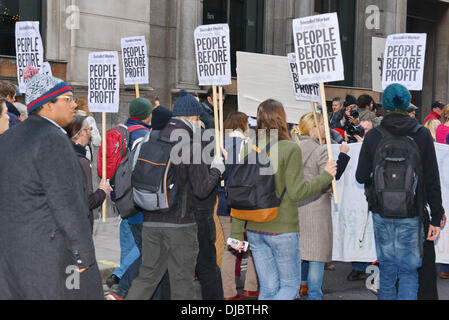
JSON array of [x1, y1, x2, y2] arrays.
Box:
[[292, 112, 350, 300], [230, 100, 337, 300]]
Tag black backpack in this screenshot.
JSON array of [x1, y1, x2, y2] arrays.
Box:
[[368, 124, 423, 219], [226, 140, 286, 223], [131, 131, 179, 213]]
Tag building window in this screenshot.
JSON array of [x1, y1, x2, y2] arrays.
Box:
[[203, 0, 264, 77], [0, 0, 43, 56], [314, 0, 355, 87]]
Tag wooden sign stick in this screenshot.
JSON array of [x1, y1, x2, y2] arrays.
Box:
[[212, 85, 221, 158], [102, 112, 107, 222], [319, 83, 338, 204], [311, 102, 323, 146], [135, 84, 140, 98], [219, 86, 225, 187]]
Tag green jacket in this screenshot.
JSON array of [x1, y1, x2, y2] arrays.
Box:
[[230, 139, 333, 241]]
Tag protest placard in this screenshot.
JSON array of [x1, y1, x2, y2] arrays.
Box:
[[292, 12, 344, 85], [121, 36, 149, 86], [237, 51, 312, 124], [194, 24, 232, 86], [382, 33, 427, 91], [40, 62, 53, 77], [88, 51, 120, 113], [287, 53, 321, 103], [15, 21, 44, 93], [372, 37, 386, 92]]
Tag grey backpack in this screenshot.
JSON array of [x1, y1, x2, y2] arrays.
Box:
[[113, 133, 150, 219], [131, 131, 179, 213]]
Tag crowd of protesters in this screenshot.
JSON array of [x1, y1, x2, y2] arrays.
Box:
[[0, 74, 447, 301]]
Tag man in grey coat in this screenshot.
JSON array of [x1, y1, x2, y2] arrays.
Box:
[[0, 74, 103, 300]]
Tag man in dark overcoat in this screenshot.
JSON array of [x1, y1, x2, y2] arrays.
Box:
[[0, 74, 103, 299]]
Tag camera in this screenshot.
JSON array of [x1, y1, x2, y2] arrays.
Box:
[[345, 108, 359, 121], [344, 123, 365, 143]]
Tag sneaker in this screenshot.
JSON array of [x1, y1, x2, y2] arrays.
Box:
[[105, 292, 124, 300], [299, 285, 308, 296], [243, 290, 259, 298], [346, 269, 369, 281], [106, 274, 120, 288], [224, 293, 244, 300], [439, 271, 449, 279], [324, 263, 336, 271]]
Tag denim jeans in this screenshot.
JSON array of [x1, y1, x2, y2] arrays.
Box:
[[247, 231, 300, 300], [301, 260, 325, 300], [372, 214, 423, 300], [113, 219, 141, 278]]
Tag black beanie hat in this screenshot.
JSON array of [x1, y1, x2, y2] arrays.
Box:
[[152, 106, 173, 130]]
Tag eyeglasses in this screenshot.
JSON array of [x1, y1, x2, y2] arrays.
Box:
[[56, 96, 74, 103], [84, 126, 93, 132]]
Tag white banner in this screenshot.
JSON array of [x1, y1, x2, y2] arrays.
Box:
[[40, 62, 53, 77], [292, 12, 344, 85], [382, 33, 427, 91], [331, 143, 449, 263], [88, 51, 120, 113], [237, 51, 314, 124], [194, 24, 232, 86], [287, 53, 321, 103], [15, 21, 44, 93], [372, 37, 386, 93], [121, 36, 149, 85]]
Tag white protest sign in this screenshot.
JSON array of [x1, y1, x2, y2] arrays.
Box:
[[330, 142, 449, 263], [287, 53, 321, 103], [121, 36, 149, 85], [40, 62, 53, 77], [194, 24, 232, 86], [372, 37, 386, 93], [88, 52, 120, 113], [434, 143, 449, 264], [382, 33, 427, 91], [292, 13, 344, 85], [331, 143, 377, 262], [237, 51, 312, 124], [15, 21, 44, 93]]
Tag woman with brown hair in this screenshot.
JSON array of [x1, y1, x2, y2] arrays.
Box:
[[75, 97, 102, 160], [217, 111, 259, 300], [67, 115, 111, 231], [292, 112, 350, 300], [230, 99, 337, 300]]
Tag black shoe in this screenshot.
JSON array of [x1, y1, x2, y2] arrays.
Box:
[[106, 274, 120, 288], [346, 269, 369, 281]]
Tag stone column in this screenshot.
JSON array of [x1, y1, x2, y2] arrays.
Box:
[[434, 9, 449, 104], [44, 0, 72, 62], [175, 0, 202, 90], [265, 0, 314, 55], [353, 0, 408, 88]]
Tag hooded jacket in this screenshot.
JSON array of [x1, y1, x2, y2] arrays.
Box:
[[356, 112, 444, 227], [143, 118, 221, 226]]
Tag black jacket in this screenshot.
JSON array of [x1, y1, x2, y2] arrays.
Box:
[[143, 118, 221, 225], [329, 109, 345, 130], [355, 113, 444, 227], [73, 143, 106, 230]]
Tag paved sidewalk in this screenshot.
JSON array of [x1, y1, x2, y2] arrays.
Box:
[[92, 217, 122, 282]]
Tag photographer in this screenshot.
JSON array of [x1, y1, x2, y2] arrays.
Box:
[[341, 95, 364, 144]]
